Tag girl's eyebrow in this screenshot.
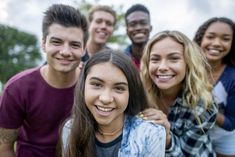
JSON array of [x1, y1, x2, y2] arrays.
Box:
[[207, 32, 232, 37], [114, 82, 128, 86], [150, 52, 183, 56], [168, 52, 183, 56], [89, 76, 128, 86], [89, 77, 103, 82]]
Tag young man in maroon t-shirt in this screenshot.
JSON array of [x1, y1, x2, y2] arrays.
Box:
[[0, 4, 88, 157]]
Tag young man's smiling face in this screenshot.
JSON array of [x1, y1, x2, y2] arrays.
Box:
[[42, 23, 85, 74], [126, 11, 152, 45], [89, 11, 115, 45]]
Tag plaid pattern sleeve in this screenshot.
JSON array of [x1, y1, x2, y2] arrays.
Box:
[[165, 98, 217, 157]]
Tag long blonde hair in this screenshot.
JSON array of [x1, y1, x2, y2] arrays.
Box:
[[141, 30, 213, 110]]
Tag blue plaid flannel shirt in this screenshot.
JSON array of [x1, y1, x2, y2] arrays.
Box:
[[165, 97, 217, 157]]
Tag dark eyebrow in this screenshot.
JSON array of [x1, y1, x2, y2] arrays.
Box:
[[89, 77, 128, 86], [71, 40, 82, 45], [50, 36, 62, 41], [49, 37, 62, 41], [207, 32, 232, 37], [89, 77, 103, 82], [50, 36, 83, 46], [114, 82, 128, 86]]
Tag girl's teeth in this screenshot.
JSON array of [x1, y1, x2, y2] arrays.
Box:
[[97, 106, 113, 112], [158, 75, 172, 79]]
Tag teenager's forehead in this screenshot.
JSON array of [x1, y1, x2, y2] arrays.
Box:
[[126, 11, 150, 22], [46, 23, 84, 42]]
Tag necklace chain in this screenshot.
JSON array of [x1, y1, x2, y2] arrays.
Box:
[[98, 126, 123, 136]]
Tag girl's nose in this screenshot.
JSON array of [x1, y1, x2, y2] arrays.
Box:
[[99, 91, 114, 104]]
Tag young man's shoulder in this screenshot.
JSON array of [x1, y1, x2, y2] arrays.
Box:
[[123, 45, 132, 56], [4, 67, 41, 89]]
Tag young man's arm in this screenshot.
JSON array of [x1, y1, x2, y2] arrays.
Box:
[[0, 128, 18, 157]]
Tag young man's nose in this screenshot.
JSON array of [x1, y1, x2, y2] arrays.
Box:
[[60, 44, 71, 56]]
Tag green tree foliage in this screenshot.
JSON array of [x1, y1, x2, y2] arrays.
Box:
[[0, 24, 42, 85], [108, 4, 128, 47]]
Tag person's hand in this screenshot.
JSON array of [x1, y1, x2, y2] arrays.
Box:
[[139, 108, 171, 148], [216, 112, 225, 127]]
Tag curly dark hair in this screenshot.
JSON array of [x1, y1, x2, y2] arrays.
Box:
[[125, 4, 150, 23], [193, 17, 235, 65]]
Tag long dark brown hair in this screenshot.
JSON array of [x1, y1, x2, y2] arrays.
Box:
[[57, 50, 150, 157]]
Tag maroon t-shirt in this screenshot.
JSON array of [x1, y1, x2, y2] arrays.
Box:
[[0, 67, 75, 157]]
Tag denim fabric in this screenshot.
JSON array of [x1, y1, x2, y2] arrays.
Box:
[[62, 115, 166, 157], [119, 115, 166, 157]]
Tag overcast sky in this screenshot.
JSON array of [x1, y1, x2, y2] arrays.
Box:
[[0, 0, 234, 46]]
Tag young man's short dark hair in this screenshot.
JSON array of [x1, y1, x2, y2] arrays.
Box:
[[125, 4, 150, 21], [42, 4, 88, 45]]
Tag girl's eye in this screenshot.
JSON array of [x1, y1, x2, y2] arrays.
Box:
[[223, 37, 232, 42], [205, 35, 214, 40], [151, 58, 160, 61], [90, 82, 102, 88], [150, 57, 160, 63], [114, 86, 127, 93], [169, 57, 180, 62]]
